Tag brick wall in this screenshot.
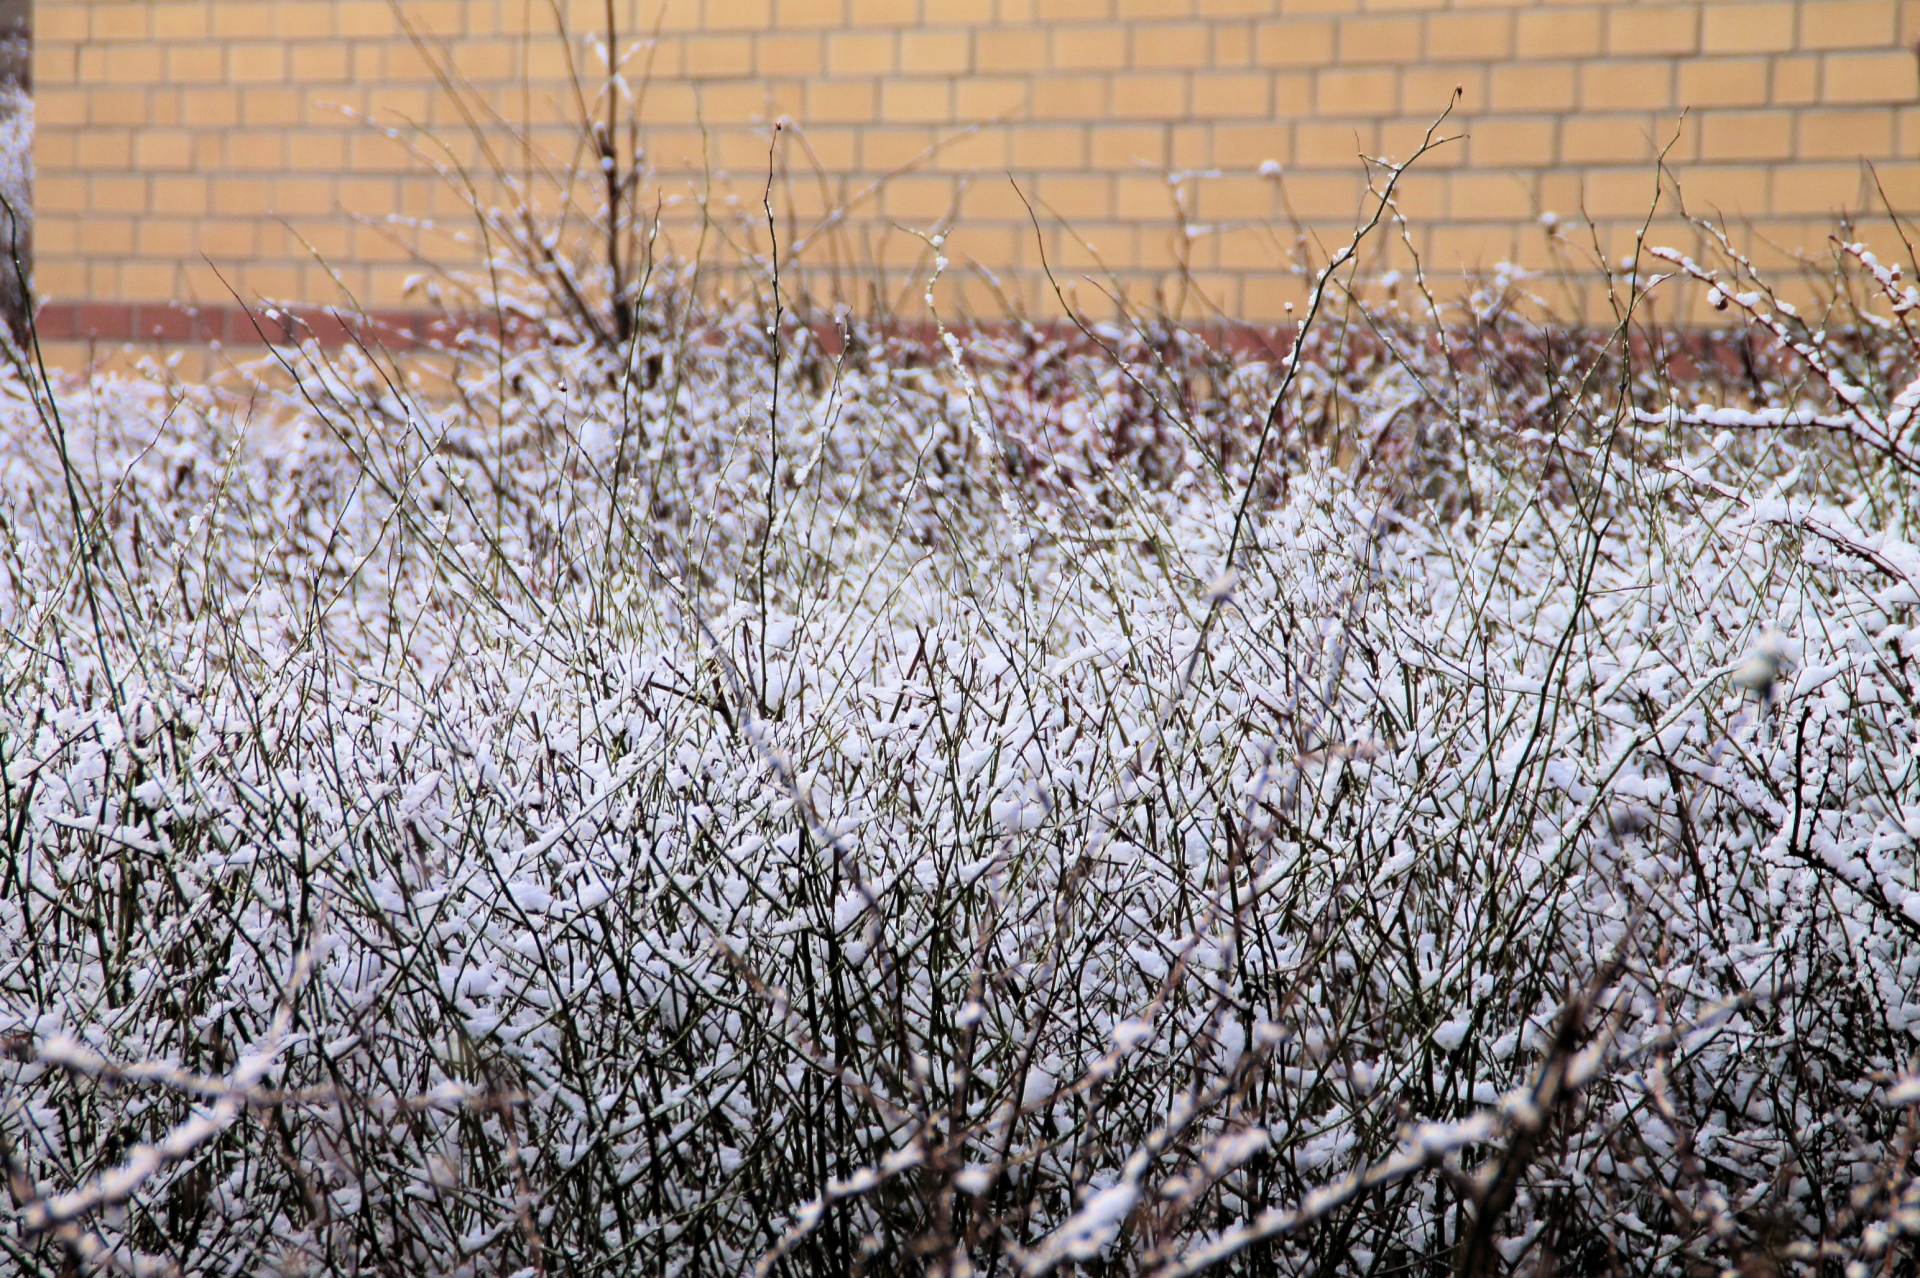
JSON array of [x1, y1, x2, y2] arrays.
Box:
[[31, 0, 1920, 348]]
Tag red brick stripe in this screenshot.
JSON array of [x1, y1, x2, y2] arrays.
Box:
[[33, 301, 495, 350]]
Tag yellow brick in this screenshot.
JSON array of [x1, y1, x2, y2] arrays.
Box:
[[644, 83, 701, 125], [1111, 73, 1189, 120], [1088, 124, 1166, 171], [706, 0, 771, 28], [36, 7, 92, 42], [291, 222, 353, 262], [334, 177, 397, 215], [87, 221, 136, 257], [36, 89, 88, 127], [757, 34, 824, 76], [1798, 109, 1895, 157], [1674, 165, 1771, 215], [1701, 2, 1795, 53], [230, 44, 291, 84], [827, 31, 894, 75], [181, 89, 242, 127], [33, 44, 79, 88], [336, 2, 399, 38], [1053, 25, 1129, 71], [976, 29, 1048, 72], [1404, 68, 1480, 119], [1253, 19, 1336, 68], [1516, 9, 1601, 59], [34, 263, 89, 299], [1448, 172, 1527, 221], [806, 80, 876, 124], [1802, 0, 1898, 49], [228, 132, 287, 172], [1193, 72, 1273, 119], [776, 0, 848, 29], [1213, 22, 1254, 67], [930, 128, 1008, 170], [1772, 162, 1870, 214], [1112, 173, 1176, 221], [1280, 173, 1366, 221], [882, 174, 959, 221], [276, 3, 336, 39], [138, 88, 183, 129], [290, 44, 352, 82], [956, 77, 1028, 119], [1823, 53, 1918, 104], [1490, 63, 1577, 113], [95, 176, 149, 215], [703, 81, 783, 123], [137, 220, 198, 258], [953, 183, 1032, 221], [880, 80, 952, 124], [456, 40, 516, 81], [863, 127, 940, 168], [1380, 116, 1464, 166], [1171, 122, 1212, 167], [684, 35, 753, 78], [210, 3, 275, 40], [36, 174, 89, 217], [92, 90, 152, 127], [1011, 124, 1087, 168], [1428, 224, 1528, 274], [1036, 0, 1112, 20], [1427, 13, 1513, 61], [1576, 170, 1666, 219], [1317, 67, 1399, 116], [1774, 56, 1822, 105], [1135, 24, 1212, 69], [104, 45, 168, 81], [134, 131, 198, 171], [1198, 174, 1279, 219], [270, 176, 337, 216], [1468, 117, 1557, 166], [1032, 74, 1111, 120], [151, 177, 211, 217], [351, 44, 386, 81], [91, 7, 150, 41], [1562, 115, 1662, 163], [1037, 174, 1112, 220], [1213, 122, 1290, 167], [1295, 120, 1376, 166], [1678, 58, 1770, 108], [1242, 274, 1309, 323], [1580, 60, 1672, 111], [245, 263, 305, 300], [1340, 16, 1424, 64], [900, 30, 972, 74], [167, 46, 227, 84], [290, 134, 348, 173], [77, 133, 134, 169], [1606, 6, 1698, 56], [242, 89, 305, 127], [34, 134, 78, 171], [1864, 160, 1920, 207], [1390, 170, 1443, 220]]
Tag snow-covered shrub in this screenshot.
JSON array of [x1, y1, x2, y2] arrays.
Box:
[[2, 221, 1919, 1277]]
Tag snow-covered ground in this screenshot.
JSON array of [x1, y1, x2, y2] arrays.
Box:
[[1, 252, 1917, 1274]]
